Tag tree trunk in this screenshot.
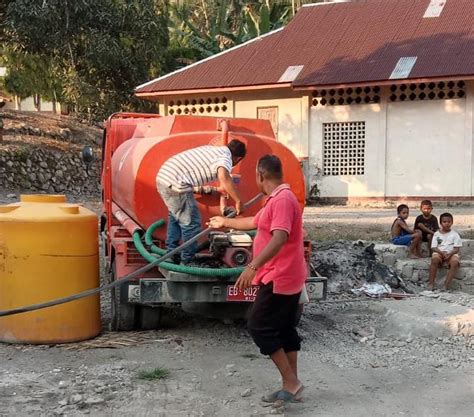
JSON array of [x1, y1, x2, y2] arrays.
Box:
[[34, 94, 41, 111]]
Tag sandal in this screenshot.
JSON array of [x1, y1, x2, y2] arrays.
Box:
[[261, 390, 304, 404], [272, 385, 305, 408]]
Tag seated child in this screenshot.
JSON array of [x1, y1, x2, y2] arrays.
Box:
[[414, 199, 439, 251], [428, 212, 462, 291], [390, 204, 422, 258]]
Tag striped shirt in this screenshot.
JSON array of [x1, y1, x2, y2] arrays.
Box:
[[157, 145, 233, 193]]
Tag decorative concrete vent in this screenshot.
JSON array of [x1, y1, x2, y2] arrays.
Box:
[[389, 80, 465, 102], [322, 121, 365, 176], [311, 86, 381, 107], [167, 97, 228, 115]]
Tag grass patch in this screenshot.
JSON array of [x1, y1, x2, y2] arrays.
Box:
[[241, 353, 258, 360], [137, 367, 170, 381]]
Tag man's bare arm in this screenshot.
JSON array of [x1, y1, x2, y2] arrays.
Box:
[[208, 216, 256, 230], [217, 167, 243, 214]]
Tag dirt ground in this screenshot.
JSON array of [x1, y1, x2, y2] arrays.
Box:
[[1, 296, 473, 417], [0, 193, 473, 416]]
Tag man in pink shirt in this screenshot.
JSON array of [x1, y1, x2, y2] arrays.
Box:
[[209, 155, 306, 407]]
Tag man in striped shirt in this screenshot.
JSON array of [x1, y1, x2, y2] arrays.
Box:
[[157, 139, 246, 264]]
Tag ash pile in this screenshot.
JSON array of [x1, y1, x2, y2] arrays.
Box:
[[311, 240, 405, 294]]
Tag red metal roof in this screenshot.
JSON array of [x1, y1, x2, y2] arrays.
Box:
[[136, 0, 474, 96]]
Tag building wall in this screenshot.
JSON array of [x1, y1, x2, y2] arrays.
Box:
[[309, 83, 473, 200], [385, 98, 469, 197], [310, 102, 386, 198], [231, 89, 309, 159]]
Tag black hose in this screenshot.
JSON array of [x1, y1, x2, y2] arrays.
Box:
[[0, 193, 264, 318]]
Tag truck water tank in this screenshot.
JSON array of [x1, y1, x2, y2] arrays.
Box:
[[110, 116, 306, 240], [0, 195, 101, 344]]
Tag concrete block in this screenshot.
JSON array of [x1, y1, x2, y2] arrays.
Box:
[[383, 253, 397, 266], [418, 269, 429, 282], [402, 264, 413, 279], [394, 246, 409, 258], [461, 283, 474, 295], [410, 270, 419, 283], [460, 239, 474, 260]]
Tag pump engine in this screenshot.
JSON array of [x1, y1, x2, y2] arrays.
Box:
[[209, 231, 253, 268]]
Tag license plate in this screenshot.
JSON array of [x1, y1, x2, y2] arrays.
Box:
[[226, 285, 259, 302], [226, 280, 325, 302]]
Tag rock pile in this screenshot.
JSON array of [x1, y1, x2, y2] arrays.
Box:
[[311, 240, 404, 294]]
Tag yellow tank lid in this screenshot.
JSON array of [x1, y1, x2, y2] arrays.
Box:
[[0, 194, 97, 222]]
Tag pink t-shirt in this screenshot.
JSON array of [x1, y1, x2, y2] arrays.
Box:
[[251, 184, 307, 295]]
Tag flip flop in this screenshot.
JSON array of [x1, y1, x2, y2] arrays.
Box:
[[261, 390, 304, 404], [272, 386, 305, 408]]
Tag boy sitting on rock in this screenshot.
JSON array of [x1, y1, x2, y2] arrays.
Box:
[[390, 204, 422, 258], [414, 199, 439, 252], [428, 212, 462, 291]]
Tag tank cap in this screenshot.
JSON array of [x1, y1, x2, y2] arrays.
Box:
[[59, 205, 80, 215], [21, 194, 67, 203]]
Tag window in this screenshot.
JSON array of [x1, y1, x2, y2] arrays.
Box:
[[257, 106, 278, 136], [323, 122, 365, 176]]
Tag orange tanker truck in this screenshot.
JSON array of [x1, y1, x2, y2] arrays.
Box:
[[95, 113, 326, 330]]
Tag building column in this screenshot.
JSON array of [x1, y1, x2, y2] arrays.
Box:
[[466, 81, 474, 198]]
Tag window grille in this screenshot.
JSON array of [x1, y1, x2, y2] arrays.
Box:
[[168, 97, 228, 115], [312, 87, 380, 107], [389, 80, 465, 102], [323, 122, 365, 176]]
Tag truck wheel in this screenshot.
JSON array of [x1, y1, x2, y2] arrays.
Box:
[[110, 261, 137, 331], [137, 306, 163, 330]]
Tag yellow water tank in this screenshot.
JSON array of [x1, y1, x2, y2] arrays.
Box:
[[0, 194, 101, 344]]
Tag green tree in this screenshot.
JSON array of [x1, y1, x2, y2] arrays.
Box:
[[168, 0, 320, 66], [5, 0, 169, 120]]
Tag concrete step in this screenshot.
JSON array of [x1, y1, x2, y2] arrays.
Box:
[[375, 239, 474, 293], [374, 239, 474, 263]]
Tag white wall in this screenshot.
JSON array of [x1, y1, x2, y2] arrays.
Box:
[[386, 98, 469, 197], [232, 90, 308, 158], [310, 102, 386, 198], [4, 96, 56, 112]]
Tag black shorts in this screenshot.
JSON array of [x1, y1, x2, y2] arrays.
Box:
[[247, 282, 302, 356]]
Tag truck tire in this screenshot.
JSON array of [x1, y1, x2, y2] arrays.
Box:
[[110, 261, 137, 331], [137, 306, 163, 330]]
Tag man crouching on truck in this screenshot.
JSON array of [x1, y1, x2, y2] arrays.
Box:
[[157, 139, 246, 264], [209, 155, 306, 408]]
